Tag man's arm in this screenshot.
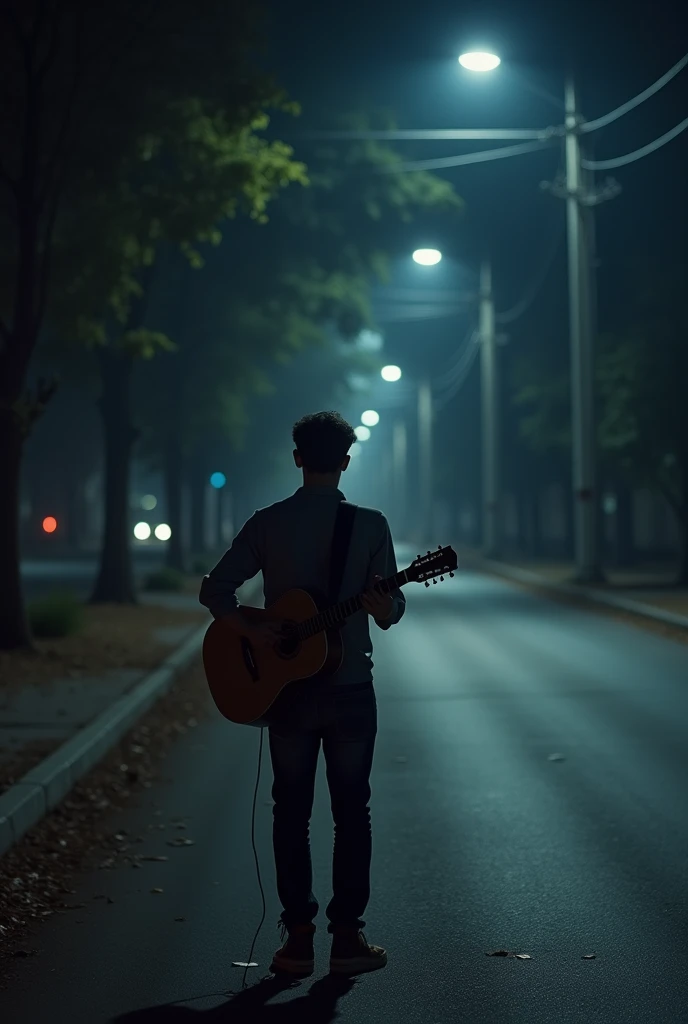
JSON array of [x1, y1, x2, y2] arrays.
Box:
[[199, 512, 263, 629], [367, 515, 406, 630]]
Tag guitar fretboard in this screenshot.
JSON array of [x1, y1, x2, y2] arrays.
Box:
[[296, 570, 408, 639]]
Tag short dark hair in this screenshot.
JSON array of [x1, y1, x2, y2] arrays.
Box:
[[292, 411, 357, 473]]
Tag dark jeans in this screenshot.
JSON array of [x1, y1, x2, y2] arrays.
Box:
[[268, 680, 377, 934]]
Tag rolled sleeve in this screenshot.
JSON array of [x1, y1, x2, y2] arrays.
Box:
[[369, 514, 406, 630], [199, 512, 263, 619]]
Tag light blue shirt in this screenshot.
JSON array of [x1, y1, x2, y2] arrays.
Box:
[[199, 485, 406, 685]]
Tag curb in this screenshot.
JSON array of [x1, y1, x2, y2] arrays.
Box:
[[0, 578, 263, 860], [481, 559, 688, 631]]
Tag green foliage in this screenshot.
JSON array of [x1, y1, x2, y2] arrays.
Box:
[[27, 592, 83, 638], [513, 265, 688, 521], [144, 567, 186, 592]]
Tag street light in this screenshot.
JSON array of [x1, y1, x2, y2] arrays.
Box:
[[458, 51, 501, 72], [381, 365, 402, 382], [412, 248, 442, 266], [460, 51, 602, 581]]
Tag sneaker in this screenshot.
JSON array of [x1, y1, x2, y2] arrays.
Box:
[[329, 928, 387, 975], [270, 921, 316, 976]]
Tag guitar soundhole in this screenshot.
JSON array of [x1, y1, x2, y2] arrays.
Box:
[[275, 621, 300, 660]]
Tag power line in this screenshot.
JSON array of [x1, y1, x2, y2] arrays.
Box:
[[433, 324, 479, 392], [582, 116, 688, 170], [298, 128, 549, 141], [581, 51, 688, 134], [495, 217, 565, 324], [433, 333, 481, 411], [377, 139, 554, 174]]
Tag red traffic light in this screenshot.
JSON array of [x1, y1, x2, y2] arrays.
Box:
[[42, 516, 58, 534]]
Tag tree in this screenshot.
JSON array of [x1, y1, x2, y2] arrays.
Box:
[[513, 266, 688, 580], [131, 124, 463, 567], [0, 0, 305, 644]]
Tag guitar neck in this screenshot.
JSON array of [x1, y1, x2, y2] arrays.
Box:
[[297, 570, 408, 639]]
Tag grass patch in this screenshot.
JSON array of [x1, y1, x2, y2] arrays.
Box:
[[28, 591, 83, 638], [144, 567, 186, 592]]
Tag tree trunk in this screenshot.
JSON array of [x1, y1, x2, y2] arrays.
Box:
[[164, 431, 186, 572], [91, 349, 138, 604], [189, 455, 206, 556], [614, 481, 635, 567], [0, 411, 32, 649]]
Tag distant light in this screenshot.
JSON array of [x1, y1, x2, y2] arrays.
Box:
[[381, 365, 402, 382], [354, 425, 371, 441], [412, 249, 442, 266], [155, 523, 172, 541], [134, 522, 151, 540], [458, 51, 501, 72], [42, 516, 57, 534], [141, 494, 157, 511], [349, 442, 362, 457], [361, 410, 380, 427], [209, 471, 226, 489]]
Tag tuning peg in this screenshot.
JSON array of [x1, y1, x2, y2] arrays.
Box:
[[424, 580, 430, 588], [449, 571, 454, 578], [432, 578, 437, 584], [440, 575, 444, 582], [417, 554, 421, 560], [437, 544, 441, 549], [427, 550, 431, 555]]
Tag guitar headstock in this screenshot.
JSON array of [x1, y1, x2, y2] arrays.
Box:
[[406, 545, 458, 587]]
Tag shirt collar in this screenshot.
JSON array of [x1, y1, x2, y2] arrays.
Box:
[[295, 485, 346, 499]]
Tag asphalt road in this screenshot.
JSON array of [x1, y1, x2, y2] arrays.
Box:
[[2, 570, 687, 1023]]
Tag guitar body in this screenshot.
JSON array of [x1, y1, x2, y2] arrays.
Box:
[[202, 588, 343, 726]]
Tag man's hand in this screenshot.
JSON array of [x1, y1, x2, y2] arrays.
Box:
[[361, 574, 394, 623], [247, 619, 286, 649]]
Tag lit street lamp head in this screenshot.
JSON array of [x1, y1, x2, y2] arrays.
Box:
[[381, 365, 402, 382], [458, 52, 500, 72], [412, 248, 442, 266]]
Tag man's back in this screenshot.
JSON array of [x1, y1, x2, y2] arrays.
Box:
[[199, 484, 406, 685]]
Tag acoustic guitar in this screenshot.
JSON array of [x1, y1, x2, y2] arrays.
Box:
[[203, 544, 458, 727]]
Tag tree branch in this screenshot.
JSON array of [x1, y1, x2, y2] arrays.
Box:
[[38, 6, 85, 208]]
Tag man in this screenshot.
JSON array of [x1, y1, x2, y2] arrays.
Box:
[[199, 410, 406, 977]]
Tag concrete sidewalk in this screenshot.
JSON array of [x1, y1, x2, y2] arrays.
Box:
[[462, 549, 688, 631], [0, 577, 263, 859]]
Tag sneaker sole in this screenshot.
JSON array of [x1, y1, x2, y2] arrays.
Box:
[[270, 955, 314, 976], [329, 951, 388, 975]]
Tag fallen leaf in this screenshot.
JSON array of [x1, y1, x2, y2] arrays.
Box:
[[232, 962, 258, 968], [166, 838, 195, 847], [581, 953, 596, 959], [514, 954, 532, 959], [485, 950, 511, 957], [150, 888, 164, 894]]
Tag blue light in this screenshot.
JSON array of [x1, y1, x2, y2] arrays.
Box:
[[210, 472, 226, 489]]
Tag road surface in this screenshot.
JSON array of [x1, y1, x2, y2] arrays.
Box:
[[1, 569, 687, 1022]]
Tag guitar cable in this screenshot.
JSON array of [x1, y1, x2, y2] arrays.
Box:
[[238, 725, 267, 991]]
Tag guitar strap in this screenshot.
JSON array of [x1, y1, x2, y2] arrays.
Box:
[[261, 498, 357, 726], [328, 499, 358, 604]]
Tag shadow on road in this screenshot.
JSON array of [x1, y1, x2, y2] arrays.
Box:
[[110, 973, 358, 1024]]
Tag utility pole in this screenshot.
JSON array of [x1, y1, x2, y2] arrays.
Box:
[[417, 376, 433, 546], [393, 418, 408, 540], [480, 258, 499, 557], [542, 77, 619, 582]]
